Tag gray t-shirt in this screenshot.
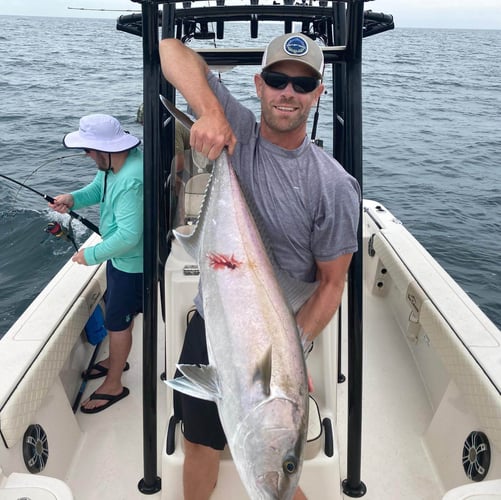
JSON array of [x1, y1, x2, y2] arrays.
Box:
[[208, 72, 360, 281], [193, 73, 360, 314]]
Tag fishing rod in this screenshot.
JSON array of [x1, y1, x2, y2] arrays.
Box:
[[67, 7, 140, 12], [0, 173, 100, 235]]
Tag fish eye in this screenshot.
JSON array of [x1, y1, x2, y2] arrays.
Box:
[[282, 456, 297, 475]]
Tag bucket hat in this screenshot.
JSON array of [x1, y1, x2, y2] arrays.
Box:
[[262, 33, 324, 79], [63, 114, 141, 153]]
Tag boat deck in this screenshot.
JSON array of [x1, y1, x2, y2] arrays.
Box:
[[338, 292, 442, 499], [64, 286, 444, 499], [66, 316, 165, 500]]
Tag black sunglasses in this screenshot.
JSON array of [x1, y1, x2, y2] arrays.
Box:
[[261, 71, 320, 94]]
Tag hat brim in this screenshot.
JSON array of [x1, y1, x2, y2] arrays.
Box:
[[262, 59, 323, 79], [62, 131, 141, 153]]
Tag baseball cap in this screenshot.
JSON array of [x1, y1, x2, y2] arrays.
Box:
[[262, 33, 324, 79]]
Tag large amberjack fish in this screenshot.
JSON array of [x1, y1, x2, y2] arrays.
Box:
[[161, 95, 314, 499]]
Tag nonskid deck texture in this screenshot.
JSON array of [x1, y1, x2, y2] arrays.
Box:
[[355, 201, 501, 499], [66, 317, 165, 500], [65, 271, 443, 499], [338, 292, 443, 499]]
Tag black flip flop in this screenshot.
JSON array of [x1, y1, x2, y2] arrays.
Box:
[[80, 387, 130, 414], [82, 361, 130, 380]]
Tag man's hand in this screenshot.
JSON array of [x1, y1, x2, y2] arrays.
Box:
[[191, 112, 237, 160], [48, 194, 74, 214], [72, 249, 88, 266]]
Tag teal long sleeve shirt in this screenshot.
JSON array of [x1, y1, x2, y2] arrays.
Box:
[[71, 148, 143, 273]]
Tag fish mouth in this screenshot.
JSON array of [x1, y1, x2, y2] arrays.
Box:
[[236, 413, 305, 500], [259, 470, 280, 499], [257, 466, 299, 500]]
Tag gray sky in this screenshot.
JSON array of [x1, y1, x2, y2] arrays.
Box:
[[376, 0, 501, 29], [3, 0, 501, 29]]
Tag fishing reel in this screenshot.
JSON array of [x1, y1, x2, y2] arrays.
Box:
[[44, 221, 78, 251], [45, 221, 66, 238]]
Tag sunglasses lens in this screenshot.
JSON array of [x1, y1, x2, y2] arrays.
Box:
[[293, 77, 319, 93], [261, 71, 319, 94], [262, 72, 288, 90]]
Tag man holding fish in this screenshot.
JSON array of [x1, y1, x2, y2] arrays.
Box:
[[160, 32, 360, 499]]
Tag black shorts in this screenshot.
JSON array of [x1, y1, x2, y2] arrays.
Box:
[[104, 261, 143, 332], [173, 311, 227, 450]]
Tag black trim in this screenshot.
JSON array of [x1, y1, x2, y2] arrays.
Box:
[[139, 2, 162, 494]]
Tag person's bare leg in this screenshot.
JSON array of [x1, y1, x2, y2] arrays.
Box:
[[183, 439, 220, 500], [81, 325, 132, 411]]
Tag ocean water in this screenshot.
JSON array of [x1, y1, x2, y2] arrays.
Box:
[[0, 15, 499, 337]]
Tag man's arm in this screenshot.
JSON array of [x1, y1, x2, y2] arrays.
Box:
[[295, 253, 353, 341], [159, 38, 236, 159], [83, 182, 143, 266]]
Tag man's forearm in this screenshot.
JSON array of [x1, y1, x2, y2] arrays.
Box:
[[159, 38, 237, 158], [159, 38, 222, 119], [295, 253, 353, 341], [295, 280, 345, 341]]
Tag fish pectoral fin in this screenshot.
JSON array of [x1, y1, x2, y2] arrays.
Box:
[[165, 376, 218, 402], [298, 325, 314, 359], [276, 270, 319, 314], [174, 364, 221, 401], [253, 347, 272, 396]]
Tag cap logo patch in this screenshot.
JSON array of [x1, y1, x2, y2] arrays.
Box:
[[283, 36, 308, 57]]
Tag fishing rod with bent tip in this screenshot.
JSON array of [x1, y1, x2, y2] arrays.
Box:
[[0, 173, 100, 235], [3, 171, 105, 404], [17, 152, 85, 197]]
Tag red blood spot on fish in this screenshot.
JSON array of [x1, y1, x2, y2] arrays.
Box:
[[208, 253, 242, 270]]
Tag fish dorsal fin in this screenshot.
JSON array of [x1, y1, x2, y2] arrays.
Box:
[[166, 363, 221, 402], [172, 172, 212, 259], [253, 347, 273, 396], [172, 151, 229, 259]]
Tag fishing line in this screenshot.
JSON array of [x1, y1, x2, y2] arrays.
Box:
[[16, 153, 86, 199], [0, 173, 100, 235]]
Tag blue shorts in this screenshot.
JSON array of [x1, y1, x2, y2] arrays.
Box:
[[173, 311, 227, 450], [104, 261, 143, 332]]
